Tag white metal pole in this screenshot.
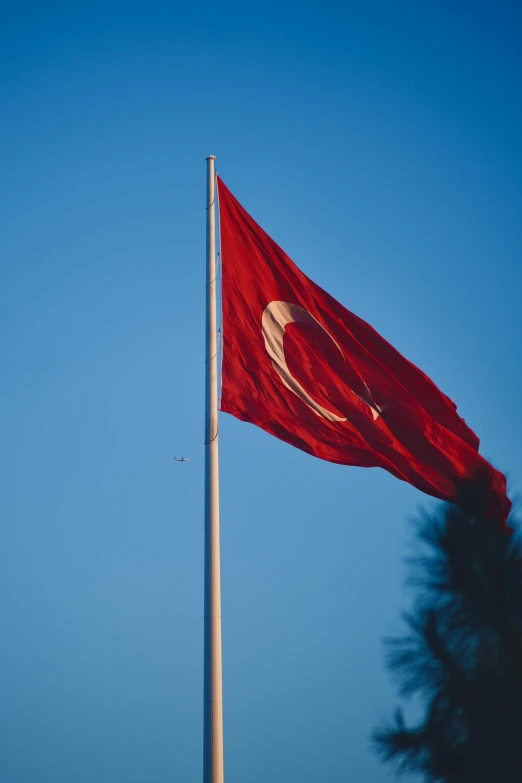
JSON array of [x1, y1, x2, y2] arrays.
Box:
[[204, 155, 224, 783]]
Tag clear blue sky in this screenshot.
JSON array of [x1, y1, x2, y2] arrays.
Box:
[[1, 2, 521, 781]]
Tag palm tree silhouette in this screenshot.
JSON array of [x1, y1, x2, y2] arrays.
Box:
[[373, 481, 522, 782]]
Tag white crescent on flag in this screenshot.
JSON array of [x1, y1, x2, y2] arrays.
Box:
[[261, 300, 382, 422]]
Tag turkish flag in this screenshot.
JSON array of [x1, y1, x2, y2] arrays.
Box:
[[217, 177, 511, 528]]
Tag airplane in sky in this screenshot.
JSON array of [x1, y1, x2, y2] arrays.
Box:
[[173, 456, 190, 462]]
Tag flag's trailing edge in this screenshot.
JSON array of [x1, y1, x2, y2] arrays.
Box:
[[217, 176, 511, 529]]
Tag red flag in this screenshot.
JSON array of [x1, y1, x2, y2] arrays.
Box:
[[217, 177, 511, 528]]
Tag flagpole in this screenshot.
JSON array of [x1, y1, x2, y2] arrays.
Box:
[[204, 155, 224, 783]]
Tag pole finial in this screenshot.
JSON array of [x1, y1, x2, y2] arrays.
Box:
[[206, 155, 216, 160]]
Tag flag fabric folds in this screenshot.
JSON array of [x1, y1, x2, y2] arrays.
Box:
[[217, 176, 510, 527]]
